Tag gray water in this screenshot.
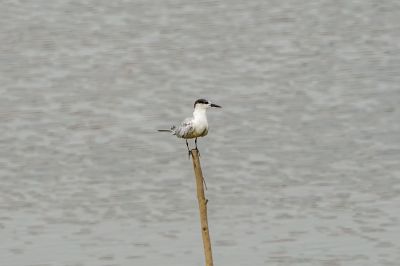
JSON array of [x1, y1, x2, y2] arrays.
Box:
[[1, 1, 400, 265]]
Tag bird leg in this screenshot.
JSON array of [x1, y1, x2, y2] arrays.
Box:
[[195, 138, 200, 157], [186, 139, 191, 159]]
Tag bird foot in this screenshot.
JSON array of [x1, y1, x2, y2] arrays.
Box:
[[187, 149, 192, 159]]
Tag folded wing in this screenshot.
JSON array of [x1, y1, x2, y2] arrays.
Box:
[[174, 118, 194, 138]]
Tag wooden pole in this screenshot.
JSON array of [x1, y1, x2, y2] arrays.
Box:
[[190, 149, 214, 266]]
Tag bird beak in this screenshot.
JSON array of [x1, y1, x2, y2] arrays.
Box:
[[211, 103, 222, 108]]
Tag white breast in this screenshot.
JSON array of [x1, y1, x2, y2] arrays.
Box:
[[192, 116, 208, 137]]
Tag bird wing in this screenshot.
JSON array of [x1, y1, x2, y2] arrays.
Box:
[[174, 117, 194, 138]]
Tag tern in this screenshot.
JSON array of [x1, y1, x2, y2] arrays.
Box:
[[158, 98, 222, 156]]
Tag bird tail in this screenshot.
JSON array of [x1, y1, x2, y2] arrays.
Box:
[[157, 125, 176, 133]]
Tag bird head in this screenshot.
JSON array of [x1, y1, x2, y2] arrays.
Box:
[[194, 98, 222, 109]]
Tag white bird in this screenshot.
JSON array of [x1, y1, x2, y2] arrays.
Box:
[[158, 98, 222, 155]]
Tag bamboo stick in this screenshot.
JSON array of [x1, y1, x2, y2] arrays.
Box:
[[190, 148, 214, 266]]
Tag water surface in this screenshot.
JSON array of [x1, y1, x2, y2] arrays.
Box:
[[1, 1, 400, 265]]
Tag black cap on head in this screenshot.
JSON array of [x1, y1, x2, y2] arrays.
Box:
[[194, 98, 209, 107]]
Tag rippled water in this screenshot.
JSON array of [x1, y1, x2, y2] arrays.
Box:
[[1, 1, 400, 265]]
